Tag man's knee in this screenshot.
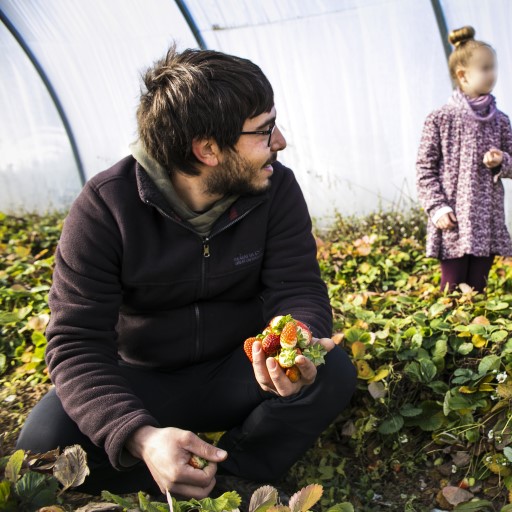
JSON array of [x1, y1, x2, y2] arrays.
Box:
[[16, 389, 87, 454], [316, 346, 357, 412]]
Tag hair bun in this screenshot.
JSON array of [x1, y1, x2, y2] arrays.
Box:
[[448, 26, 476, 48]]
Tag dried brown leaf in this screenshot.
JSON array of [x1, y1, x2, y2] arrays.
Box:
[[249, 485, 278, 512], [442, 485, 473, 506], [53, 444, 90, 492], [289, 484, 323, 512]]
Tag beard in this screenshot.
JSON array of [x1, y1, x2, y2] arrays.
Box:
[[204, 150, 276, 196]]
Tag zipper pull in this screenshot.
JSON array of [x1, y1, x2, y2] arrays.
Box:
[[203, 239, 210, 258]]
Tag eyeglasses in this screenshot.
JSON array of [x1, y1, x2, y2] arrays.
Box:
[[240, 123, 276, 147]]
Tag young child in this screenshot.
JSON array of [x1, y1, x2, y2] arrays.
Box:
[[416, 26, 512, 292]]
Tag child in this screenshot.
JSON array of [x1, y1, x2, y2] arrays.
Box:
[[416, 26, 512, 292]]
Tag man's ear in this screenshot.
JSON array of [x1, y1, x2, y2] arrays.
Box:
[[191, 138, 220, 167]]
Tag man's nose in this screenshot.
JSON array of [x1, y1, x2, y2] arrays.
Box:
[[271, 126, 287, 151]]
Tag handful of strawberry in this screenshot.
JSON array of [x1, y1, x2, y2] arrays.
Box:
[[243, 315, 327, 382]]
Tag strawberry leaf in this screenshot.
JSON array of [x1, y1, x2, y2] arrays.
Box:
[[288, 484, 323, 512], [249, 485, 278, 512], [196, 491, 241, 512], [5, 449, 24, 483]]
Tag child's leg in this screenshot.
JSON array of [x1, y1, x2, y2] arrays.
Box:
[[466, 255, 495, 292], [440, 255, 470, 291]]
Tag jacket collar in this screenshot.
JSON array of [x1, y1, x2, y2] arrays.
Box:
[[135, 162, 269, 233]]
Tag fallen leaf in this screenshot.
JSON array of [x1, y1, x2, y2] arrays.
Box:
[[368, 381, 387, 399], [351, 341, 366, 359], [331, 333, 345, 345], [53, 444, 90, 492], [355, 360, 375, 380], [442, 485, 473, 506]]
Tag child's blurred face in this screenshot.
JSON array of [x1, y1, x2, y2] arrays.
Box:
[[458, 47, 497, 97]]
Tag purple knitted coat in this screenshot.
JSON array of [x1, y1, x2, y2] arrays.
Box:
[[416, 90, 512, 260]]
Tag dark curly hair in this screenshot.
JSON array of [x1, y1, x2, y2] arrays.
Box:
[[136, 45, 274, 176]]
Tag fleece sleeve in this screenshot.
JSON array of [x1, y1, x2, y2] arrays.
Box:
[[416, 112, 451, 219], [45, 180, 159, 470], [259, 167, 332, 339]]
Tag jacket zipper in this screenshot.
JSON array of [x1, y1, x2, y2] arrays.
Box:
[[144, 198, 263, 362]]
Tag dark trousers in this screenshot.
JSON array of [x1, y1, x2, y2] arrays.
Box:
[[440, 254, 495, 292], [16, 345, 356, 495]]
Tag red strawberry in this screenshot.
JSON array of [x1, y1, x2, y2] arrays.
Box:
[[286, 365, 301, 383], [262, 332, 280, 356], [189, 455, 208, 469], [280, 321, 298, 348], [243, 337, 258, 362]]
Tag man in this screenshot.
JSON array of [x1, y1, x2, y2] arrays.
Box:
[[17, 47, 356, 501]]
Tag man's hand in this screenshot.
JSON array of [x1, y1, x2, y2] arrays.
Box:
[[126, 426, 227, 497], [252, 337, 335, 396], [483, 147, 503, 169], [435, 212, 457, 230]]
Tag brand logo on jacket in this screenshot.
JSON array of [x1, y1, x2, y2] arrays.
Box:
[[234, 248, 263, 266]]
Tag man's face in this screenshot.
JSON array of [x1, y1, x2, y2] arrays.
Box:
[[204, 107, 287, 196]]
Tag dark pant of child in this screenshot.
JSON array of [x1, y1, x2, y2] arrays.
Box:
[[16, 345, 356, 496], [440, 254, 495, 293]]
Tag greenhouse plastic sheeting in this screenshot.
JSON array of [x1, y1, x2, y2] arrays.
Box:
[[0, 0, 197, 213], [0, 0, 511, 224]]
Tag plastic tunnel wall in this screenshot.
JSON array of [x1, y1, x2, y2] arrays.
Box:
[[0, 0, 511, 226]]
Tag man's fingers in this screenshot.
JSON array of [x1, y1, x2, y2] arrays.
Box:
[[295, 355, 316, 384], [313, 337, 336, 353], [253, 342, 276, 392], [182, 432, 227, 464], [266, 356, 293, 394]]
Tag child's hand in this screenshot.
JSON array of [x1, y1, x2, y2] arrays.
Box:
[[483, 147, 503, 168], [436, 212, 457, 230]]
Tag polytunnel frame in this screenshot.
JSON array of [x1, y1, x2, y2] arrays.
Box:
[[1, 0, 451, 192], [0, 7, 87, 187]]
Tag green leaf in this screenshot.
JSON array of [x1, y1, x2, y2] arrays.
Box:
[[325, 504, 355, 512], [428, 380, 450, 395], [378, 415, 404, 434], [453, 499, 494, 510], [5, 450, 24, 483], [504, 447, 512, 463], [14, 472, 58, 510], [404, 361, 421, 383], [101, 490, 135, 508], [419, 358, 437, 383], [138, 491, 169, 511], [399, 404, 423, 417], [429, 302, 449, 317], [197, 491, 241, 512], [478, 355, 501, 375], [0, 354, 6, 375], [458, 342, 474, 355], [486, 301, 509, 311], [432, 338, 448, 358], [0, 480, 11, 504], [491, 330, 509, 342]]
